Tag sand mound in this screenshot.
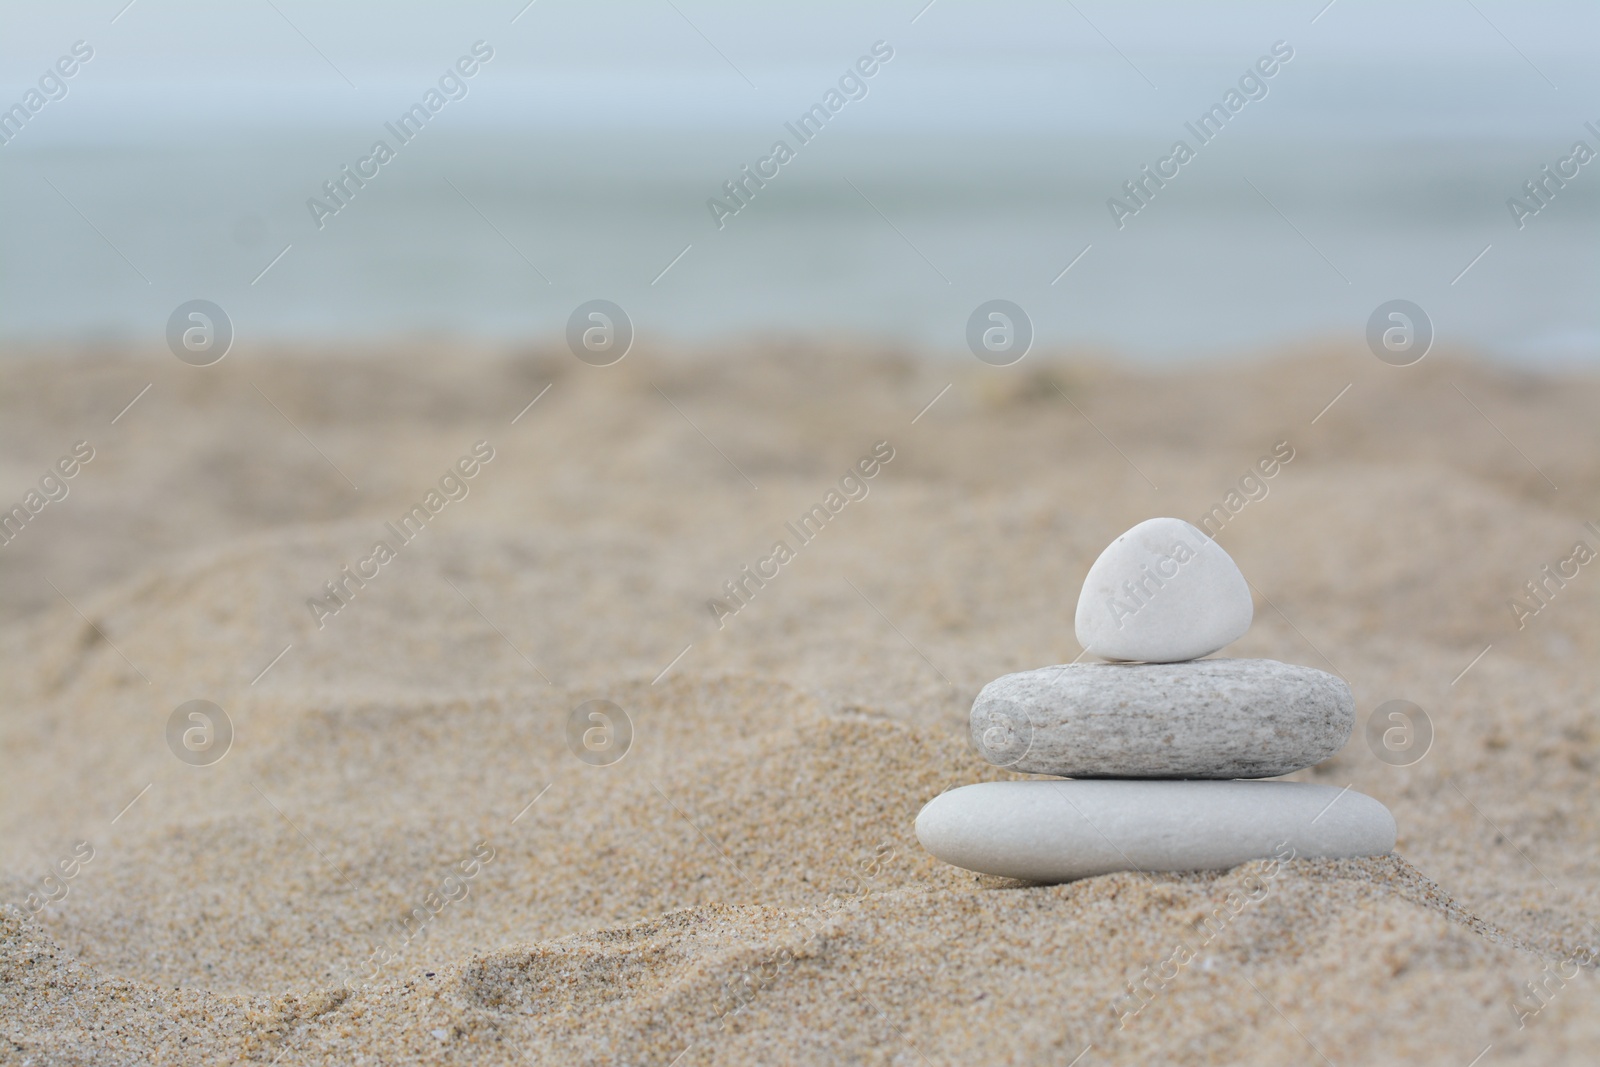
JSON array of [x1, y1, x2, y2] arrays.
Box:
[[3, 345, 1598, 1064]]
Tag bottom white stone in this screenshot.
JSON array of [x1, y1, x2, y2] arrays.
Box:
[[915, 780, 1396, 883]]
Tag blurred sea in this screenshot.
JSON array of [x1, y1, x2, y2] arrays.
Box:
[[2, 0, 1596, 363]]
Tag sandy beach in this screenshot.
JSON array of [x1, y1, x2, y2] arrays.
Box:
[[2, 341, 1598, 1065]]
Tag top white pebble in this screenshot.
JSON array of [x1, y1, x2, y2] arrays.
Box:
[[1074, 517, 1252, 663]]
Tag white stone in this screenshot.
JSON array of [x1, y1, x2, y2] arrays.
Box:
[[970, 658, 1354, 779], [1074, 517, 1252, 663], [915, 780, 1395, 883]]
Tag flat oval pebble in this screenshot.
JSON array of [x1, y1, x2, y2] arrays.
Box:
[[1074, 517, 1252, 663], [915, 780, 1395, 883], [970, 658, 1354, 779]]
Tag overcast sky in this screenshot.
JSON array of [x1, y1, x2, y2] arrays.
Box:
[[3, 0, 1593, 137]]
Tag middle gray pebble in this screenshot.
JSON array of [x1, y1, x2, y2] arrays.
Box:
[[970, 658, 1354, 780]]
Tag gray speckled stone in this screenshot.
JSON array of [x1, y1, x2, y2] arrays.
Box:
[[970, 658, 1353, 779]]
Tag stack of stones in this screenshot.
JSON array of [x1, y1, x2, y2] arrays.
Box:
[[917, 517, 1396, 883]]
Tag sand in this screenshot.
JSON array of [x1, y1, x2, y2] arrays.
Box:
[[2, 340, 1598, 1065]]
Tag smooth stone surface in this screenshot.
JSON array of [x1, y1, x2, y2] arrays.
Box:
[[1075, 517, 1252, 663], [915, 780, 1395, 883], [970, 658, 1354, 778]]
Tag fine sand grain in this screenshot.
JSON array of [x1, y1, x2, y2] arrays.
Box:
[[2, 341, 1598, 1065]]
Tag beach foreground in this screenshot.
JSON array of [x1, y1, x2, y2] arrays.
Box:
[[2, 343, 1597, 1065]]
